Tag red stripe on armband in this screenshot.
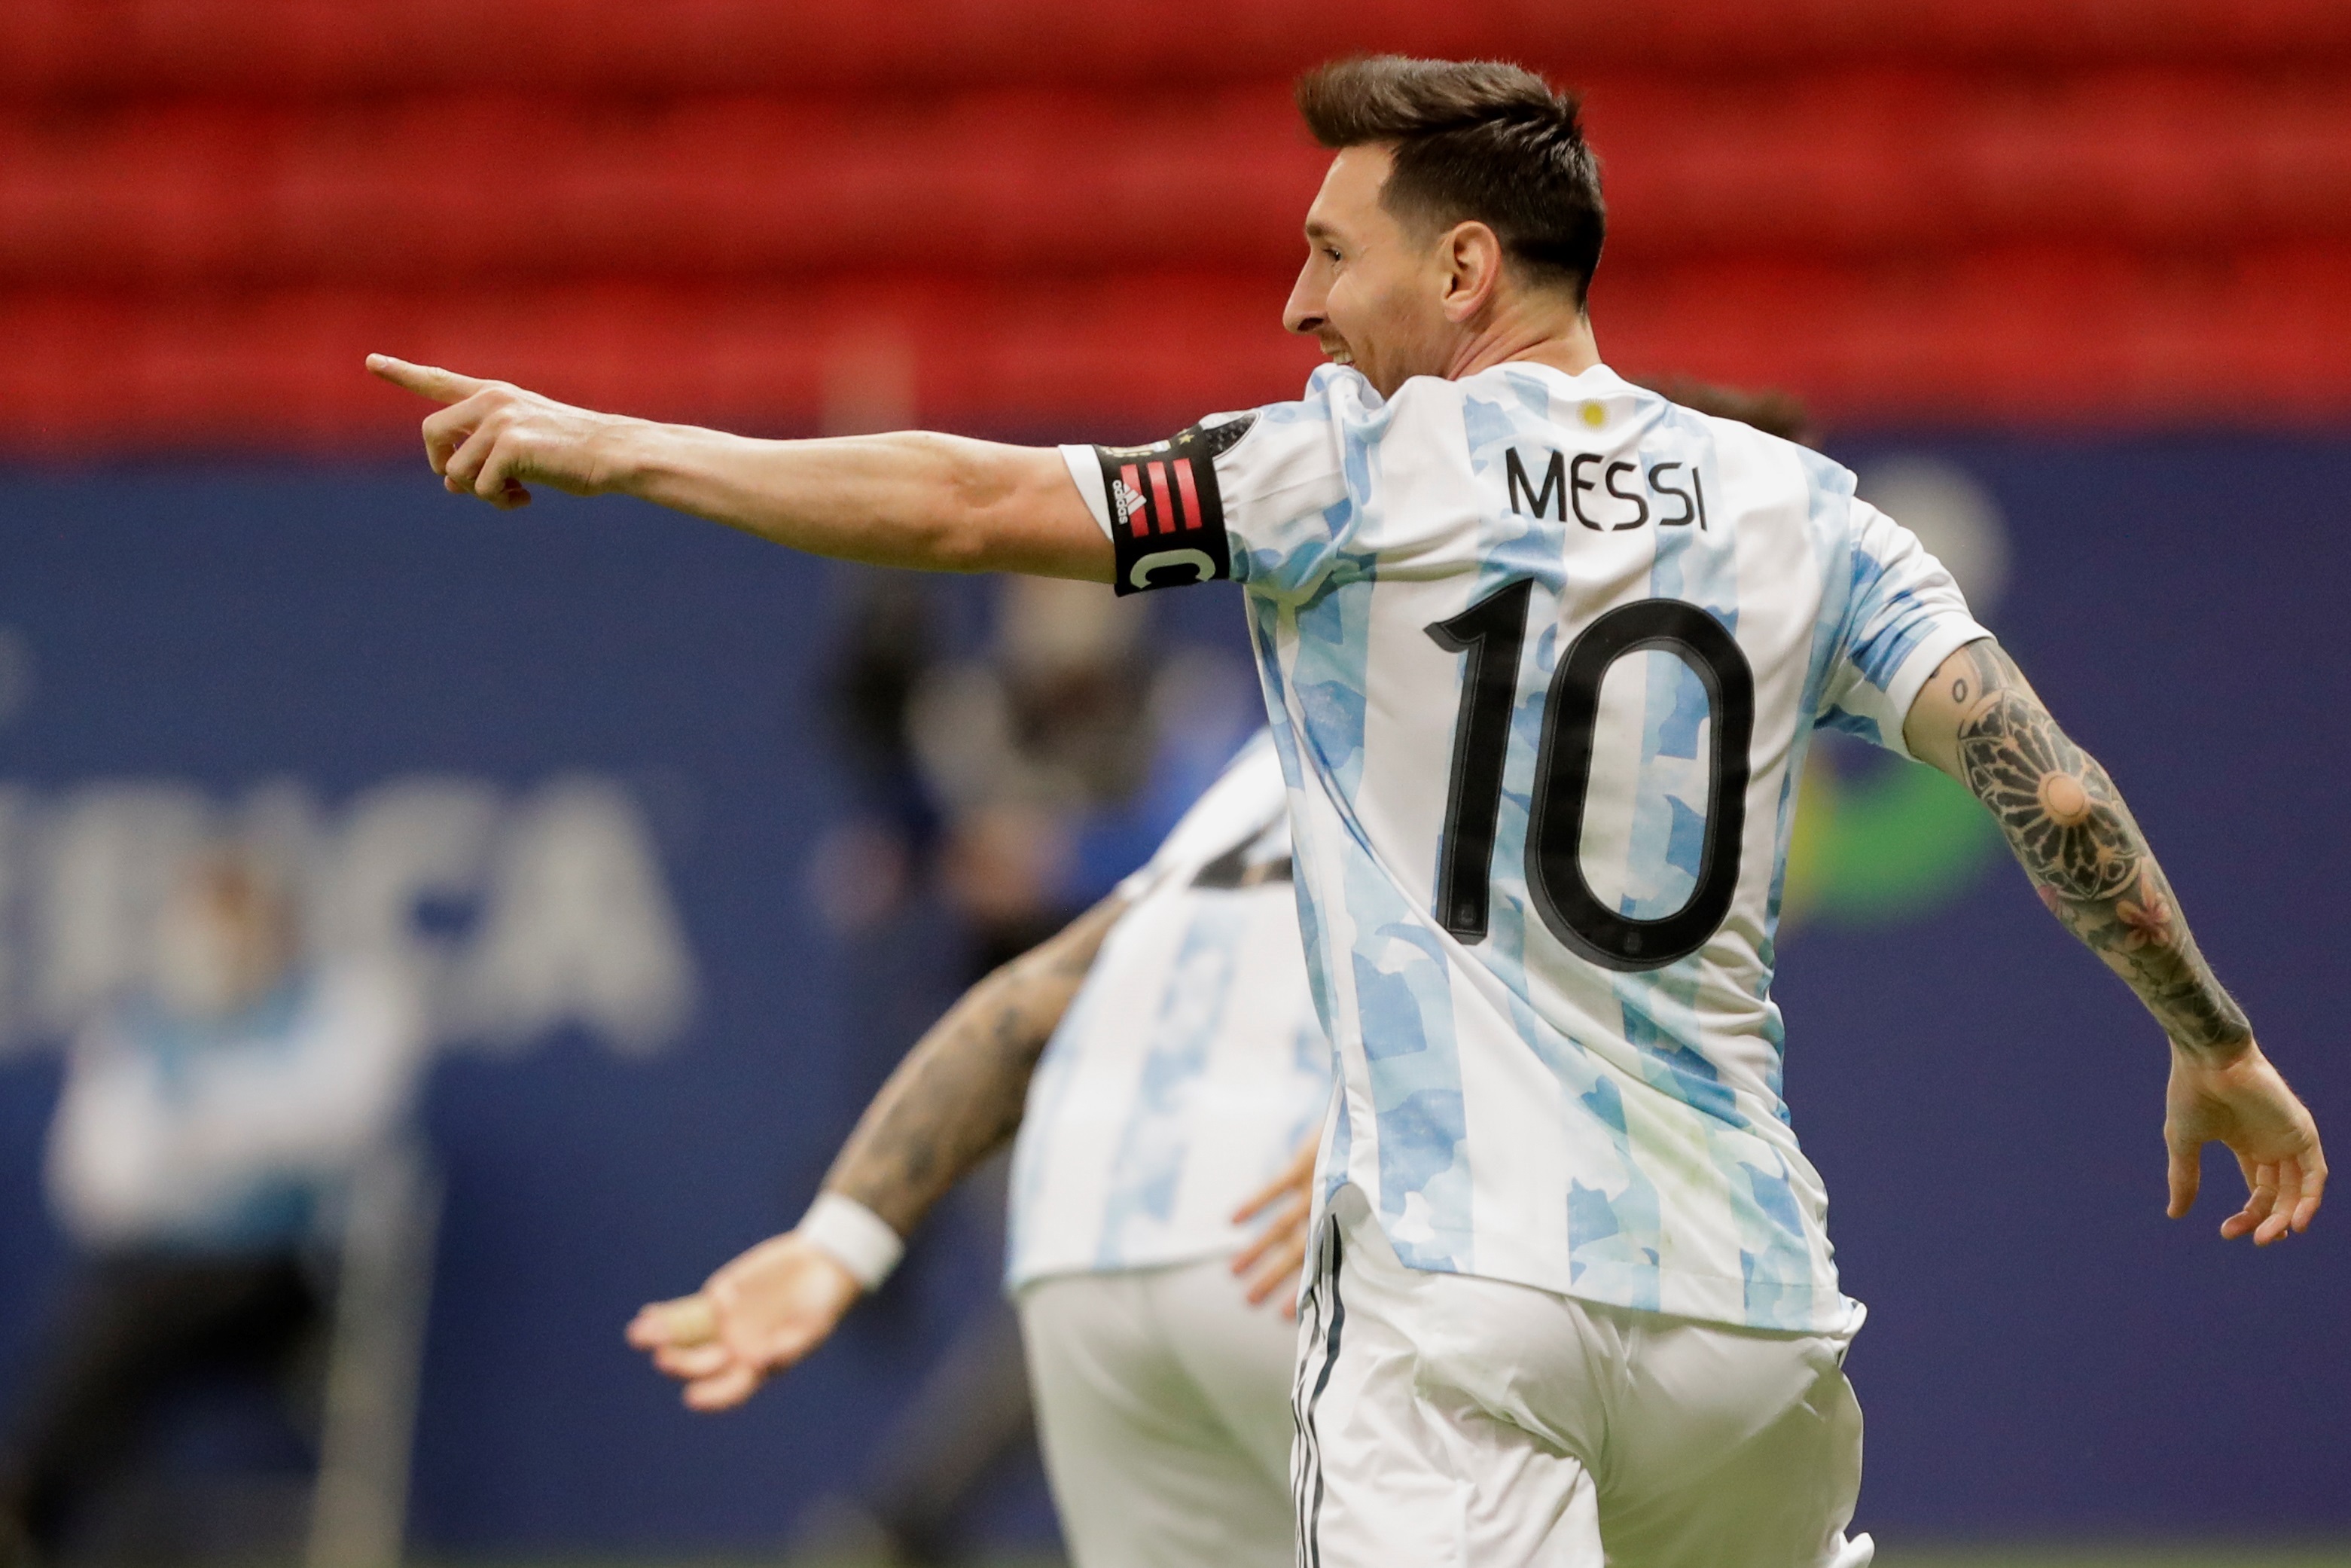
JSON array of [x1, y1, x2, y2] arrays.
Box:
[[1172, 458, 1202, 530], [1119, 462, 1148, 537], [1148, 462, 1178, 535]]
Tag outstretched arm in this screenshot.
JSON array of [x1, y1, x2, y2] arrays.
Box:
[[1904, 636, 2324, 1243], [625, 892, 1126, 1410], [366, 355, 1111, 581]]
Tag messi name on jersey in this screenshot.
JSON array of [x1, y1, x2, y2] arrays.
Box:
[[1093, 414, 1255, 595], [1505, 446, 1712, 532]]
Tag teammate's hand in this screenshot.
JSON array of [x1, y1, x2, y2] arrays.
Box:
[[624, 1231, 863, 1411], [367, 354, 634, 511], [2163, 1040, 2325, 1244], [1231, 1136, 1318, 1319]]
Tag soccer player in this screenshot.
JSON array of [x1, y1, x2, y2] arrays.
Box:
[[630, 731, 1329, 1568], [373, 54, 2324, 1568]]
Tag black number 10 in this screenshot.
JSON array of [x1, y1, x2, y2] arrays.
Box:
[[1426, 586, 1755, 972]]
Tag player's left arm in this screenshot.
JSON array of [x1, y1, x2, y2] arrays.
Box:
[[366, 355, 1111, 581], [1904, 636, 2325, 1243]]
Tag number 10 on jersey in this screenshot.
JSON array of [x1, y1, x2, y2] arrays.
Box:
[[1427, 583, 1757, 973]]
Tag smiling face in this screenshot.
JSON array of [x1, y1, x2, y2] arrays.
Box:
[[1282, 145, 1469, 398]]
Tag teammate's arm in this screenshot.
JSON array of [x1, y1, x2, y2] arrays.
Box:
[[625, 892, 1126, 1411], [1903, 636, 2325, 1243], [366, 356, 1111, 582], [822, 890, 1128, 1234]]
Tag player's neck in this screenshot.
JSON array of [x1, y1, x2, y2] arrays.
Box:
[[1440, 301, 1602, 385]]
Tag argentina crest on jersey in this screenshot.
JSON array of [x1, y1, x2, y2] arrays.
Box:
[[1092, 413, 1257, 595]]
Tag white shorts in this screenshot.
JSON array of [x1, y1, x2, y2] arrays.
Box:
[[1017, 1254, 1298, 1568], [1291, 1185, 1874, 1568]]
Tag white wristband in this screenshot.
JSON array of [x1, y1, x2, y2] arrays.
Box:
[[797, 1192, 905, 1292]]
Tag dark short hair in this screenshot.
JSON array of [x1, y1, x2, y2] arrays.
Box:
[[1296, 56, 1605, 307]]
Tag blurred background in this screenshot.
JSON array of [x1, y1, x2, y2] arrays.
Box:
[[0, 1, 2346, 1565]]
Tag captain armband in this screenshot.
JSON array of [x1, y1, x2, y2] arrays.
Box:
[[1089, 414, 1256, 596]]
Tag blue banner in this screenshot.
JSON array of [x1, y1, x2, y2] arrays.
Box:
[[0, 438, 2344, 1550]]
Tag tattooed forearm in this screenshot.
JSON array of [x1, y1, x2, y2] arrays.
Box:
[[819, 892, 1127, 1237], [1935, 639, 2251, 1057]]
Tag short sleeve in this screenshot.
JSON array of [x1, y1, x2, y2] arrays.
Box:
[[1818, 499, 1992, 758], [1058, 371, 1357, 598]]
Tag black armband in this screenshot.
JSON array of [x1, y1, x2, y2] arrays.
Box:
[[1092, 415, 1255, 596]]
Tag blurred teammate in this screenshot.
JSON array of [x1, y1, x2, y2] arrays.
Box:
[[816, 571, 1257, 1561], [0, 848, 425, 1562], [376, 52, 2322, 1568], [632, 732, 1328, 1568]]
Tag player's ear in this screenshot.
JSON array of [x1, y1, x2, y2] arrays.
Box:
[[1440, 221, 1507, 323]]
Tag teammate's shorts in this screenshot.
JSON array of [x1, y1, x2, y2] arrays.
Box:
[[1017, 1253, 1297, 1568], [1291, 1185, 1874, 1568]]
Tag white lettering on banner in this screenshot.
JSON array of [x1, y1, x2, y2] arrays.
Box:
[[453, 777, 695, 1057], [0, 774, 698, 1061], [33, 783, 212, 1038], [322, 776, 503, 1023]]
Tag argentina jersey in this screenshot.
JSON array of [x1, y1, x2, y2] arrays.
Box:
[[1006, 732, 1334, 1290], [1060, 361, 1988, 1333]]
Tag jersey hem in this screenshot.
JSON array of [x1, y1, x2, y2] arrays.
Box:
[[1004, 1234, 1252, 1295], [1359, 1210, 1859, 1335]]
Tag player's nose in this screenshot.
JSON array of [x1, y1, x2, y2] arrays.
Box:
[[1282, 267, 1325, 337]]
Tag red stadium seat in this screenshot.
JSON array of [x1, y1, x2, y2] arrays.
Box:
[[1, 0, 2346, 449]]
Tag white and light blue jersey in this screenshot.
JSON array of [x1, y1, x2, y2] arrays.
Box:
[[1061, 361, 1987, 1332], [1006, 732, 1334, 1290]]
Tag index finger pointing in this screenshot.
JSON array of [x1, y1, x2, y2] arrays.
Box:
[[366, 354, 488, 404]]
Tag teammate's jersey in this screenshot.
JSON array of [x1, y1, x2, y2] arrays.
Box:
[[1007, 731, 1334, 1289], [1059, 361, 1987, 1333]]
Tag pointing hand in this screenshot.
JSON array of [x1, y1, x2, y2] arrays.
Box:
[[367, 354, 633, 511]]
